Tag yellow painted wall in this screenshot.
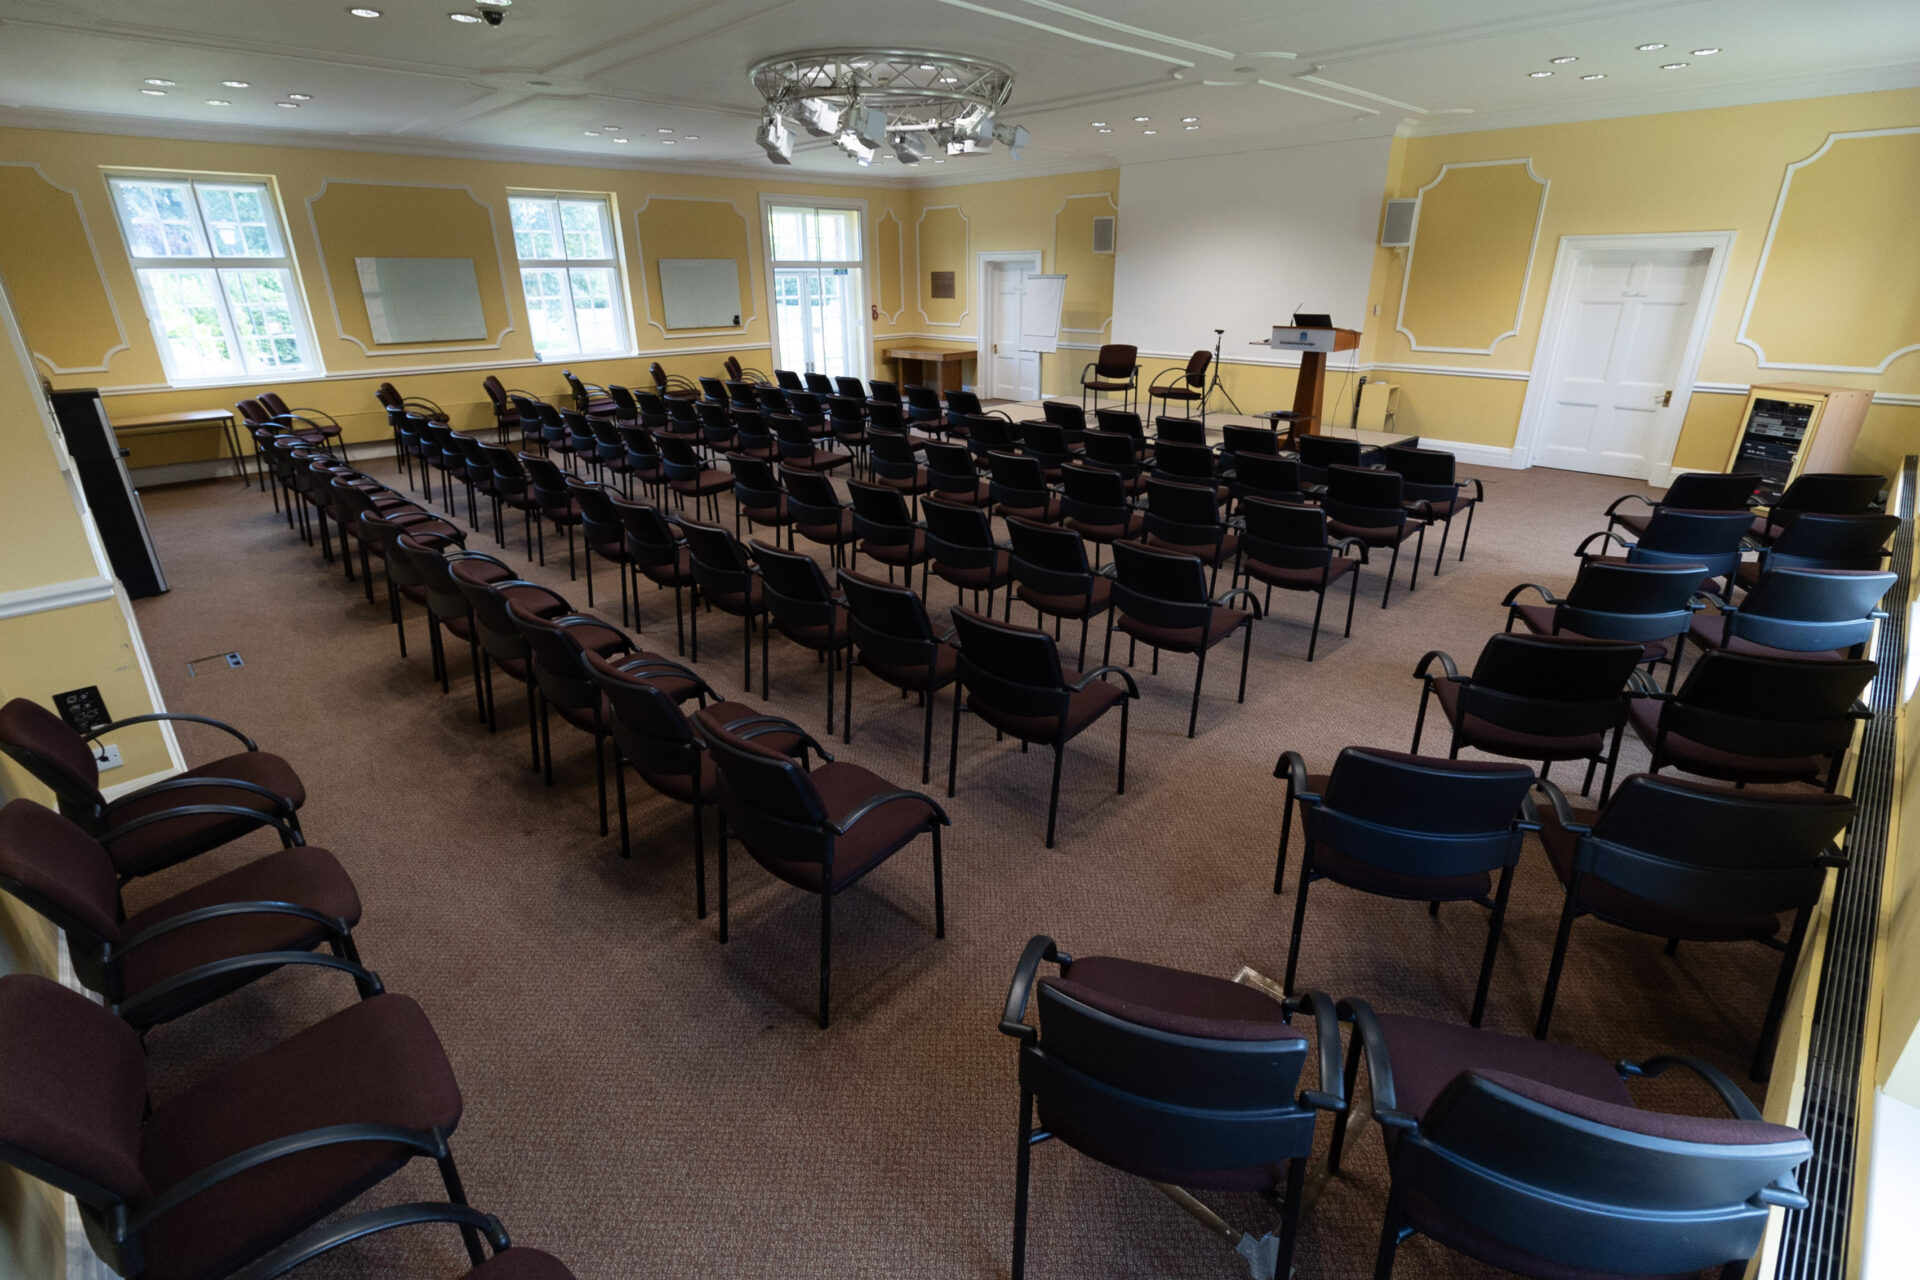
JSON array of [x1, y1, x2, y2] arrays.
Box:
[[1368, 89, 1920, 467], [0, 163, 127, 377], [1397, 160, 1547, 354]]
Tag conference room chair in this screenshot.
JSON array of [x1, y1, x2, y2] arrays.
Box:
[[803, 370, 834, 397], [1093, 406, 1147, 446], [1030, 398, 1085, 436], [1143, 476, 1238, 591], [688, 374, 724, 407], [1750, 471, 1885, 543], [948, 606, 1137, 847], [1019, 421, 1079, 479], [1605, 470, 1761, 538], [327, 475, 419, 586], [785, 389, 831, 437], [779, 466, 858, 569], [903, 383, 945, 426], [449, 566, 571, 760], [835, 374, 866, 400], [663, 395, 705, 442], [560, 412, 604, 480], [1380, 444, 1482, 577], [941, 388, 985, 435], [259, 391, 346, 453], [826, 394, 871, 465], [678, 517, 769, 693], [1146, 349, 1211, 420], [606, 495, 691, 656], [1150, 439, 1230, 506], [988, 451, 1064, 525], [771, 413, 850, 474], [1411, 633, 1645, 801], [455, 434, 502, 530], [1294, 434, 1361, 491], [0, 971, 494, 1280], [1080, 343, 1141, 413], [750, 539, 854, 729], [651, 360, 699, 401], [483, 376, 538, 446], [731, 410, 776, 463], [923, 439, 993, 507], [507, 395, 548, 455], [1629, 649, 1876, 791], [1735, 511, 1899, 589], [867, 427, 933, 503], [566, 480, 638, 626], [357, 503, 467, 622], [867, 377, 902, 405], [1503, 558, 1708, 691], [961, 411, 1019, 462], [289, 452, 350, 555], [560, 370, 614, 417], [481, 445, 538, 559], [1577, 508, 1760, 601], [699, 712, 950, 1027], [1275, 747, 1538, 1024], [587, 648, 792, 916], [518, 453, 583, 577], [374, 380, 447, 429], [997, 935, 1340, 1280], [1324, 464, 1430, 608], [725, 453, 793, 549], [922, 495, 1014, 614], [1107, 541, 1260, 737], [1060, 462, 1144, 564], [1686, 565, 1893, 661], [1006, 517, 1113, 668], [393, 538, 509, 705], [1153, 415, 1208, 447], [656, 434, 731, 522], [848, 478, 933, 590], [1230, 453, 1309, 510], [1220, 421, 1280, 462], [235, 1206, 580, 1280], [1078, 427, 1149, 494], [838, 568, 960, 779], [694, 400, 739, 456], [588, 416, 635, 496], [0, 797, 365, 1032], [866, 397, 909, 439], [1327, 997, 1813, 1279], [1236, 498, 1365, 661], [0, 698, 307, 884], [532, 402, 577, 472], [602, 383, 640, 428], [774, 368, 804, 392], [724, 354, 771, 386], [633, 389, 672, 432], [1533, 773, 1854, 1080]]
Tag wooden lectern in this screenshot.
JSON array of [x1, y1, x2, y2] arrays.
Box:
[[1268, 325, 1361, 435]]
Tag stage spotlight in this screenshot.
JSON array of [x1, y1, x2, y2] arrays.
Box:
[[757, 112, 793, 163], [793, 97, 841, 137], [891, 131, 929, 164]]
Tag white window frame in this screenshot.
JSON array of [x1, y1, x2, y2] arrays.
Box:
[[758, 194, 871, 379], [507, 192, 631, 360], [105, 173, 321, 385]]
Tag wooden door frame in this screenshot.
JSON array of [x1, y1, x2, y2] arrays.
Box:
[[1512, 231, 1736, 486], [977, 250, 1043, 399]]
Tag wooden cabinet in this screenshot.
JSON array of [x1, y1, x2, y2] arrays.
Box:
[[1724, 382, 1873, 500]]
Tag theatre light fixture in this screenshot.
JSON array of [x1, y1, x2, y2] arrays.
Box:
[[749, 49, 1024, 167]]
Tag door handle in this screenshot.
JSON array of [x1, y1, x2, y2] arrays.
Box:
[[1658, 390, 1672, 407]]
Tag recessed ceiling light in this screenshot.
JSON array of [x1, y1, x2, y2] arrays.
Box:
[[932, 158, 945, 164], [1692, 47, 1721, 56], [1551, 56, 1578, 65], [1181, 116, 1198, 122], [1097, 128, 1111, 133], [141, 88, 167, 96], [144, 78, 175, 86], [939, 76, 958, 84], [583, 130, 599, 136], [288, 93, 313, 101], [1184, 124, 1199, 130], [1580, 73, 1606, 80], [657, 127, 673, 133], [1528, 70, 1554, 77], [1636, 42, 1666, 51], [450, 11, 480, 20], [475, 0, 509, 6], [277, 101, 300, 107], [348, 7, 381, 16], [682, 135, 699, 140], [917, 63, 936, 70], [660, 139, 675, 145], [526, 80, 552, 87], [612, 137, 628, 143], [205, 99, 231, 106], [1661, 62, 1689, 70], [1091, 121, 1107, 127], [1142, 128, 1157, 134], [1133, 115, 1150, 122], [222, 80, 250, 88]]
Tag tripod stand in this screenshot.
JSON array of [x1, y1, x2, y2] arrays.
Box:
[[1201, 328, 1242, 417]]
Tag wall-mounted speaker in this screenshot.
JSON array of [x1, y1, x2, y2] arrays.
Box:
[[1091, 215, 1116, 254], [1380, 198, 1417, 248]]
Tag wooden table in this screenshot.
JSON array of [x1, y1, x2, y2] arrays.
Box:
[[885, 345, 974, 394], [110, 408, 248, 486]]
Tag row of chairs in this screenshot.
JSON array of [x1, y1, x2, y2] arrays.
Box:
[[0, 704, 579, 1280]]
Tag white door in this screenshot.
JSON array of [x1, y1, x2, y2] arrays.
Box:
[[985, 259, 1040, 400], [774, 266, 867, 379], [1534, 249, 1710, 477]]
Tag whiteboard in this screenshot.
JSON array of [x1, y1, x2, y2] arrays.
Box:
[[1019, 274, 1067, 353], [659, 258, 742, 329], [1110, 136, 1391, 364], [354, 257, 486, 343]]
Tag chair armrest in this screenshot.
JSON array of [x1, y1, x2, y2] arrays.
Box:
[[554, 615, 634, 654], [1499, 582, 1557, 608], [1272, 749, 1318, 801], [1531, 778, 1585, 833], [119, 900, 353, 953], [1078, 362, 1097, 382], [284, 407, 342, 427], [936, 626, 959, 644], [102, 775, 297, 817], [1000, 934, 1071, 1042], [1626, 668, 1666, 696], [1069, 664, 1139, 698], [1282, 989, 1347, 1113], [1850, 700, 1874, 721], [1465, 477, 1485, 501], [92, 711, 259, 751], [1575, 529, 1632, 560], [1412, 649, 1460, 682], [1619, 1055, 1762, 1121], [400, 396, 444, 414], [493, 580, 574, 613], [1213, 586, 1264, 618], [616, 655, 719, 700], [1604, 493, 1655, 516], [229, 1203, 511, 1280], [1338, 997, 1416, 1131], [1332, 536, 1368, 562], [1410, 499, 1436, 519], [127, 1121, 447, 1234], [826, 788, 950, 835], [712, 713, 836, 763], [116, 950, 383, 1023]]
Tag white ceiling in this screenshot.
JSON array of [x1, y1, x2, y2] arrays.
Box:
[[1, 0, 1917, 183]]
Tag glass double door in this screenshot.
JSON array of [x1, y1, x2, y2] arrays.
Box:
[[774, 267, 865, 379]]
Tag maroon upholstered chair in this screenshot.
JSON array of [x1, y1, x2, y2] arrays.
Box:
[[651, 360, 700, 401], [450, 569, 571, 765], [228, 1205, 578, 1280], [1147, 349, 1210, 420], [838, 568, 960, 781], [257, 391, 344, 449], [1107, 540, 1261, 738], [0, 697, 307, 884], [698, 712, 949, 1028], [751, 539, 854, 729], [0, 798, 366, 1030], [1080, 343, 1140, 413], [374, 381, 448, 423], [0, 970, 487, 1279]]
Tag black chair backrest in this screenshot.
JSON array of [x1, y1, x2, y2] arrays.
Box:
[[827, 394, 866, 427], [1110, 541, 1213, 632], [775, 368, 804, 391], [611, 494, 681, 566], [1234, 453, 1306, 504], [1655, 471, 1762, 511], [847, 479, 917, 546], [1550, 560, 1704, 644], [947, 389, 983, 419], [1220, 424, 1280, 459], [755, 385, 789, 417], [453, 568, 562, 666], [1006, 518, 1096, 600], [867, 400, 906, 433], [1763, 513, 1900, 572], [1041, 400, 1084, 432], [1021, 421, 1075, 469], [1239, 498, 1334, 572], [698, 718, 834, 864], [725, 379, 758, 409], [779, 467, 844, 527], [868, 379, 901, 404], [1627, 508, 1758, 583], [962, 413, 1017, 454], [679, 516, 753, 586], [904, 384, 944, 420], [751, 539, 839, 629], [697, 375, 727, 404], [1298, 435, 1362, 473], [951, 606, 1070, 723], [921, 497, 997, 568], [633, 390, 669, 428], [835, 376, 867, 399], [1773, 472, 1883, 516], [1152, 440, 1217, 484], [868, 428, 920, 477], [509, 607, 622, 709], [729, 455, 783, 510], [923, 441, 980, 495], [585, 650, 707, 780], [569, 481, 624, 552], [1145, 477, 1225, 547], [787, 390, 825, 425], [1094, 408, 1145, 443], [1403, 1068, 1810, 1275], [804, 371, 834, 396], [1660, 651, 1875, 760], [1060, 462, 1130, 522], [1324, 465, 1406, 528], [1459, 633, 1644, 739], [1154, 416, 1206, 446], [840, 567, 942, 669], [1079, 430, 1141, 478], [1313, 748, 1536, 880], [1722, 568, 1894, 653]]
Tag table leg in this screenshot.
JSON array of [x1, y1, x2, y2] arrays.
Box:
[[223, 412, 249, 487]]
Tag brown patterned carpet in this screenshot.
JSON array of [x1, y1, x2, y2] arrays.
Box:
[[123, 453, 1774, 1279]]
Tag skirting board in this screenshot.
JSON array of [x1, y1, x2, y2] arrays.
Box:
[[1414, 437, 1518, 470], [131, 438, 392, 488]]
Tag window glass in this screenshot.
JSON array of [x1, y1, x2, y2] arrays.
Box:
[[508, 194, 628, 358]]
